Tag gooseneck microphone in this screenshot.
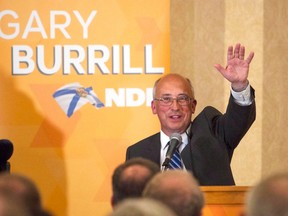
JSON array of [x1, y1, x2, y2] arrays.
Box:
[[0, 139, 14, 172], [162, 133, 182, 168]]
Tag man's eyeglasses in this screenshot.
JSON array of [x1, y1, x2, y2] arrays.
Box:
[[154, 95, 193, 106]]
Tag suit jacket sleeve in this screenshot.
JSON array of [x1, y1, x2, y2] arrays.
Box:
[[185, 87, 256, 185], [216, 86, 256, 154]]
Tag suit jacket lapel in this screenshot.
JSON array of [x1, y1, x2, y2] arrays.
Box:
[[181, 123, 194, 171], [146, 133, 161, 166], [181, 141, 194, 171]]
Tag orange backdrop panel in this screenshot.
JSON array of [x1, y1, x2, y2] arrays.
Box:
[[0, 1, 170, 215]]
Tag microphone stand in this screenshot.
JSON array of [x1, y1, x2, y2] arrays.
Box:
[[162, 158, 171, 171]]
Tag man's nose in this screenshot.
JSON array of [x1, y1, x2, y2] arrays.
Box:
[[170, 98, 181, 109]]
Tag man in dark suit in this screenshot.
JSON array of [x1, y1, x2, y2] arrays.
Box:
[[126, 43, 256, 185]]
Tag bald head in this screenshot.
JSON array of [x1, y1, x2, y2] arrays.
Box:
[[112, 158, 160, 207], [246, 172, 288, 216], [109, 198, 177, 216], [143, 170, 204, 216], [153, 73, 195, 99], [122, 165, 153, 182]]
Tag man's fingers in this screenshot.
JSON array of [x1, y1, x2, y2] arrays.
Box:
[[227, 46, 234, 61], [234, 43, 241, 58], [245, 52, 255, 64], [214, 64, 226, 76], [239, 46, 245, 60]]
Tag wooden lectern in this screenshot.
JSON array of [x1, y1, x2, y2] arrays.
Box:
[[200, 186, 250, 216]]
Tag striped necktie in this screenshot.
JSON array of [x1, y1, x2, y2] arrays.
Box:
[[168, 147, 182, 169]]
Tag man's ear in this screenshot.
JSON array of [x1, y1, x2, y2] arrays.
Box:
[[191, 99, 197, 114], [151, 100, 157, 114]]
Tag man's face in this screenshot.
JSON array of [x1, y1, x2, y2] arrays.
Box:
[[151, 74, 197, 136]]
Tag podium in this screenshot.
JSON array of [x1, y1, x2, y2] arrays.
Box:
[[201, 186, 250, 216]]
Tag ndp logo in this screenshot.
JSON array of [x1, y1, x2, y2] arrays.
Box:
[[53, 83, 153, 117], [105, 88, 153, 107]]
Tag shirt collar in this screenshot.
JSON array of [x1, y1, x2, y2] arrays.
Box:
[[160, 131, 170, 151], [160, 130, 189, 152]]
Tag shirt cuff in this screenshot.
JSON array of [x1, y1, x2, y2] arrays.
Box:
[[231, 84, 252, 106]]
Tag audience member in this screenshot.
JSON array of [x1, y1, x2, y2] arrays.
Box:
[[0, 189, 31, 216], [245, 172, 288, 216], [0, 172, 52, 216], [143, 170, 204, 216], [111, 157, 160, 208], [108, 198, 177, 216]]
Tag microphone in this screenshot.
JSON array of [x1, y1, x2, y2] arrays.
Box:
[[162, 133, 182, 168], [0, 139, 14, 172]]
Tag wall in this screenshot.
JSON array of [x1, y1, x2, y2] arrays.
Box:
[[170, 0, 261, 185], [171, 0, 288, 186]]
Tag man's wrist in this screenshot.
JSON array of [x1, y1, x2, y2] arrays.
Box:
[[231, 83, 252, 106], [231, 80, 249, 92]]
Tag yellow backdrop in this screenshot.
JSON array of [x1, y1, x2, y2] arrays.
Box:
[[0, 1, 170, 215]]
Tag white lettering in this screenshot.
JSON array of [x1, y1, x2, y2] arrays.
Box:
[[88, 45, 110, 74], [145, 44, 164, 74], [105, 88, 153, 107], [37, 45, 62, 75], [63, 45, 85, 74], [73, 10, 97, 39], [12, 45, 35, 75], [0, 10, 97, 39], [112, 45, 120, 74], [123, 45, 142, 74], [0, 10, 19, 39], [105, 88, 125, 107], [11, 44, 164, 75], [126, 88, 145, 106], [22, 10, 47, 39], [50, 11, 71, 39]]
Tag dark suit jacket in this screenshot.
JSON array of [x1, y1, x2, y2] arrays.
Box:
[[126, 89, 256, 186]]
